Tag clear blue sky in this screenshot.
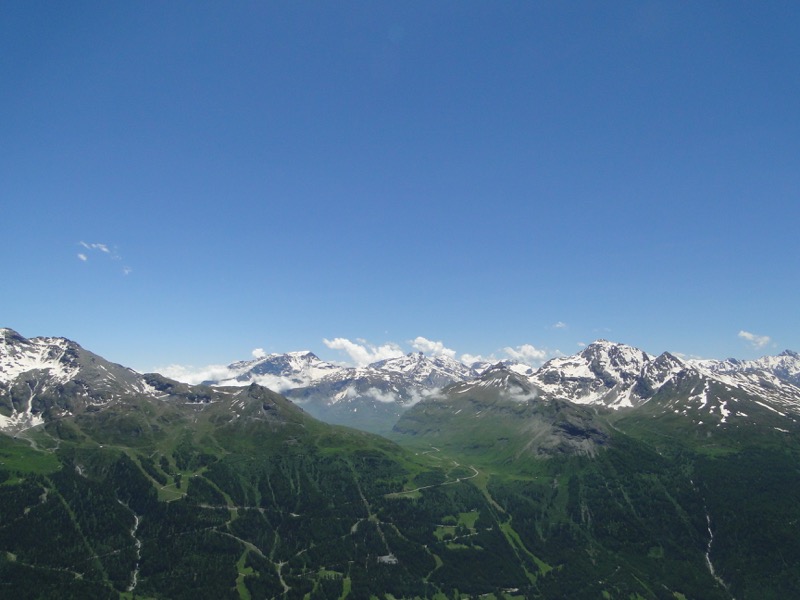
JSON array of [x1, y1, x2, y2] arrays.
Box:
[[2, 1, 798, 372]]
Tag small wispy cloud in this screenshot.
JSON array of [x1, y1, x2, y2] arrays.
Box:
[[673, 351, 707, 361], [323, 337, 404, 367], [738, 330, 771, 350], [365, 387, 399, 404], [503, 387, 538, 403], [79, 241, 111, 254], [552, 321, 568, 329], [77, 241, 130, 275], [405, 387, 443, 407]]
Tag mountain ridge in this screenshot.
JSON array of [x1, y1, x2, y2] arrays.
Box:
[[4, 327, 800, 435]]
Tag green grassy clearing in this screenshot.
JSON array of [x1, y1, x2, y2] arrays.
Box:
[[0, 435, 60, 474]]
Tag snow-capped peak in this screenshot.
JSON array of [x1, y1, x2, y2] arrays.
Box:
[[0, 329, 167, 433], [524, 340, 800, 422], [694, 350, 800, 387], [211, 350, 344, 391], [578, 340, 652, 374], [0, 328, 79, 385], [369, 352, 476, 387], [641, 351, 688, 388], [528, 340, 652, 408]]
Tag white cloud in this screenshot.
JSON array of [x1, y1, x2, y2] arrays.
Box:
[[251, 374, 307, 392], [157, 363, 302, 392], [252, 348, 267, 359], [460, 352, 490, 365], [405, 387, 443, 407], [330, 385, 358, 404], [157, 363, 238, 385], [77, 253, 88, 262], [122, 266, 132, 275], [502, 344, 550, 366], [323, 337, 404, 367], [410, 336, 457, 359], [463, 344, 560, 369], [577, 341, 587, 348], [366, 387, 399, 404], [552, 321, 568, 329], [503, 388, 538, 403], [738, 330, 771, 350]]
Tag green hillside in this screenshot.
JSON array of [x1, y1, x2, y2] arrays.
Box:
[[1, 370, 798, 598], [391, 378, 800, 600]]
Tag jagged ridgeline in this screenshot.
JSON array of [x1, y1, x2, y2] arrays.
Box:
[[1, 329, 800, 599]]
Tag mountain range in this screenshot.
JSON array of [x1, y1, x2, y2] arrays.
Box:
[[2, 326, 800, 599], [4, 327, 800, 438], [200, 349, 481, 433], [195, 337, 800, 434]]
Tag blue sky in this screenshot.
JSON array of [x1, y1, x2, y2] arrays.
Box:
[[2, 1, 798, 373]]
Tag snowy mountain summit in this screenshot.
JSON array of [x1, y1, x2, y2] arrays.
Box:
[[211, 350, 342, 391], [369, 352, 477, 388], [531, 340, 652, 408], [0, 328, 80, 387], [195, 350, 479, 433], [523, 340, 800, 429], [219, 350, 476, 391], [696, 350, 800, 387], [0, 328, 156, 432]]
